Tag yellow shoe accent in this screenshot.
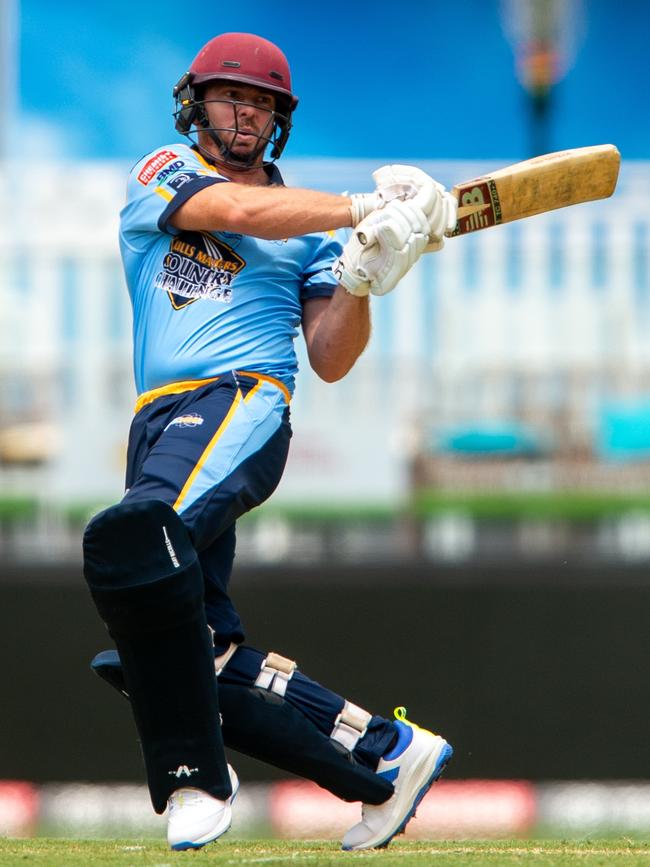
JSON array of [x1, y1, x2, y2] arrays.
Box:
[[394, 706, 409, 723], [393, 706, 438, 736]]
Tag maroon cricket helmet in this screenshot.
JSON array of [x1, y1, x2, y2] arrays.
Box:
[[189, 32, 298, 113]]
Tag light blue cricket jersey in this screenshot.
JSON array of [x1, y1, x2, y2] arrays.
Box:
[[119, 143, 341, 396]]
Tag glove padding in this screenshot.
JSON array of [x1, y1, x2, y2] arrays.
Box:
[[349, 165, 458, 252], [334, 199, 431, 297], [373, 165, 458, 252], [372, 164, 435, 205], [348, 167, 432, 225], [348, 192, 379, 227]]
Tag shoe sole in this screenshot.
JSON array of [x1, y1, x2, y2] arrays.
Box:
[[170, 818, 232, 851], [169, 777, 239, 850], [343, 738, 454, 851]]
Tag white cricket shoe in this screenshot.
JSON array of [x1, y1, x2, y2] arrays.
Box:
[[342, 708, 453, 850], [167, 763, 239, 850]]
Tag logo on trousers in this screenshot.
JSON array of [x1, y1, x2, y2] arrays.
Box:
[[169, 765, 199, 778], [162, 526, 180, 568], [164, 413, 204, 432]]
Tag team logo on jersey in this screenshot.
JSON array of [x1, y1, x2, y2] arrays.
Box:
[[155, 231, 245, 309], [163, 413, 205, 431], [137, 149, 178, 185]]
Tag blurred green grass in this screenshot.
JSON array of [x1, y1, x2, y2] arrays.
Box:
[[0, 838, 649, 866]]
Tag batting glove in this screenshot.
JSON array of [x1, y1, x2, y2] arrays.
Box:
[[349, 166, 458, 250], [334, 199, 430, 297], [373, 165, 458, 251], [348, 166, 436, 225]]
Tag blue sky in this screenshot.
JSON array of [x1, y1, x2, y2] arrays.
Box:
[[13, 0, 650, 162]]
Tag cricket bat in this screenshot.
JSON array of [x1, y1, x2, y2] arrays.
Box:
[[447, 144, 620, 236]]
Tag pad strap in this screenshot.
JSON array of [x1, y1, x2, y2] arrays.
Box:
[[213, 641, 240, 676], [330, 700, 372, 751], [254, 651, 297, 697]]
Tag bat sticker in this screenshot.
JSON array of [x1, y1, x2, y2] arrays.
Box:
[[451, 179, 503, 235]]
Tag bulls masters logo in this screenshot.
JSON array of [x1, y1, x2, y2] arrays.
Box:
[[155, 231, 245, 310]]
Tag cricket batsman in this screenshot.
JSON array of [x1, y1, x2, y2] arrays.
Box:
[[83, 32, 456, 851]]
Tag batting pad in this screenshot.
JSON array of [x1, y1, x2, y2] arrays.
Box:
[[92, 642, 395, 806], [83, 500, 231, 812]]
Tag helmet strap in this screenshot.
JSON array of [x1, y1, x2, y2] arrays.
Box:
[[193, 100, 278, 172]]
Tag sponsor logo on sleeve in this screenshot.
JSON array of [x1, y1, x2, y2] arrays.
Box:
[[155, 161, 186, 182], [166, 171, 198, 191], [136, 149, 178, 185]]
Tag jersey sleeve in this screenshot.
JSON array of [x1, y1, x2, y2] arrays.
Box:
[[300, 229, 346, 303], [120, 145, 226, 251]]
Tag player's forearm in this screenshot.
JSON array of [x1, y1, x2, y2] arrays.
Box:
[[171, 184, 353, 239], [306, 287, 371, 382]]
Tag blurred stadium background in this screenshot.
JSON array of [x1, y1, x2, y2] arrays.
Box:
[[1, 0, 649, 842]]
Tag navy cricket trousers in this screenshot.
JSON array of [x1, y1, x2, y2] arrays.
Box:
[[120, 369, 396, 771], [122, 370, 292, 653]]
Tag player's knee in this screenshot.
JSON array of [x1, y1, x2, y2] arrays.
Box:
[[84, 499, 204, 633], [83, 498, 195, 591]]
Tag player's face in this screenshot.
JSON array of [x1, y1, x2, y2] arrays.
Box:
[[201, 83, 276, 163]]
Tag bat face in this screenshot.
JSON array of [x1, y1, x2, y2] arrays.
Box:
[[447, 144, 621, 237]]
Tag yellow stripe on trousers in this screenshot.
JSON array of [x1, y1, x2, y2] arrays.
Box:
[[243, 380, 262, 403], [173, 387, 243, 512]]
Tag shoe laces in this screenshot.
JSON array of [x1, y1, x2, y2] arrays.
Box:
[[394, 706, 439, 736], [393, 706, 417, 728]]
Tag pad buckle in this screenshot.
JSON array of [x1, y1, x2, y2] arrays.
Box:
[[254, 651, 297, 697], [330, 700, 372, 751]]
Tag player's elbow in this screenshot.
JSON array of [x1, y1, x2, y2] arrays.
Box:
[[309, 356, 355, 383], [314, 368, 347, 384], [315, 368, 345, 383]]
